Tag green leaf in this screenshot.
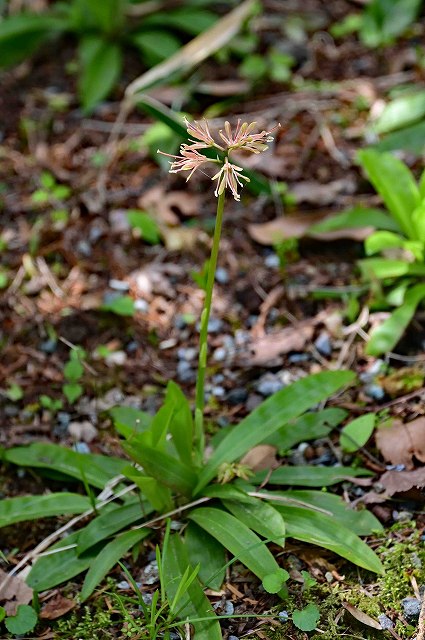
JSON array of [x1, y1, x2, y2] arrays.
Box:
[[64, 358, 84, 381], [0, 13, 66, 68], [274, 490, 383, 535], [359, 257, 425, 280], [77, 500, 152, 554], [81, 528, 150, 601], [27, 531, 99, 591], [163, 534, 222, 640], [121, 469, 172, 511], [0, 607, 5, 624], [6, 383, 23, 402], [264, 408, 347, 453], [83, 0, 124, 33], [189, 507, 281, 581], [0, 493, 91, 528], [292, 603, 320, 631], [142, 8, 217, 36], [257, 465, 372, 487], [357, 149, 420, 239], [101, 295, 135, 316], [165, 381, 194, 467], [373, 91, 425, 134], [374, 121, 425, 155], [109, 406, 152, 438], [185, 522, 226, 590], [274, 505, 383, 573], [5, 442, 127, 488], [309, 206, 400, 235], [262, 568, 290, 594], [122, 442, 197, 496], [195, 371, 356, 492], [4, 605, 38, 635], [365, 230, 406, 255], [127, 210, 161, 244], [78, 37, 122, 113], [367, 283, 425, 355], [222, 496, 286, 547], [411, 199, 425, 242], [340, 413, 376, 452], [63, 382, 83, 404], [132, 30, 181, 66], [239, 53, 268, 81]]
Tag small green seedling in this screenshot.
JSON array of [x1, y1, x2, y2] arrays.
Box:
[[63, 348, 85, 404], [262, 568, 290, 594], [292, 603, 320, 632], [1, 604, 38, 636], [39, 395, 64, 413], [340, 413, 376, 452], [6, 383, 24, 402], [101, 295, 136, 317]]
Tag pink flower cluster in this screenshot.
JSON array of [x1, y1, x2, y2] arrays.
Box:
[[158, 117, 279, 201]]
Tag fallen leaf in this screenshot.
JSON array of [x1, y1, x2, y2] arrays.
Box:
[[379, 467, 425, 496], [138, 188, 202, 226], [240, 445, 279, 472], [0, 569, 33, 616], [375, 418, 425, 470], [40, 593, 76, 620], [248, 213, 373, 245], [242, 323, 315, 366], [342, 602, 382, 630]]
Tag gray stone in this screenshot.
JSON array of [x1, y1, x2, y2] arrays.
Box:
[[69, 421, 98, 443], [134, 299, 149, 313], [278, 611, 289, 621], [109, 279, 129, 291], [142, 561, 159, 586], [215, 267, 229, 284], [314, 331, 332, 357], [378, 614, 393, 630], [256, 374, 285, 396], [177, 347, 197, 361], [73, 442, 90, 454], [265, 253, 280, 268], [177, 360, 196, 383], [224, 601, 234, 615], [212, 386, 226, 398], [226, 388, 248, 405], [364, 384, 385, 401], [40, 338, 57, 354], [213, 347, 227, 362], [360, 359, 386, 383], [402, 597, 421, 619]]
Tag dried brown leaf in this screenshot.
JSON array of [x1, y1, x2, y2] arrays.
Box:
[[379, 467, 425, 496], [40, 593, 76, 620], [375, 418, 425, 470], [0, 569, 33, 616], [342, 602, 382, 630], [240, 445, 279, 472], [243, 323, 315, 366], [291, 178, 356, 205]]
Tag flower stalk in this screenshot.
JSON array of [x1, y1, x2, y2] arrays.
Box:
[[159, 117, 279, 462]]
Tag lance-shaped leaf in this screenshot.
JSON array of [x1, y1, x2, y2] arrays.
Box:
[[222, 497, 286, 547], [0, 493, 91, 528]]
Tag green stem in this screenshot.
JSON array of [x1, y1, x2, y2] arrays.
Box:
[[194, 189, 226, 462]]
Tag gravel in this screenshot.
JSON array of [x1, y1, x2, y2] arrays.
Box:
[[402, 597, 421, 619], [364, 383, 385, 401]]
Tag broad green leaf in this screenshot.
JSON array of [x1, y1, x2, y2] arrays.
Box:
[[366, 283, 425, 355], [163, 534, 222, 640], [5, 443, 127, 488], [185, 522, 226, 590], [4, 605, 38, 635], [109, 406, 152, 438], [83, 0, 124, 33], [420, 170, 425, 199], [101, 295, 135, 316], [292, 603, 320, 631], [142, 8, 217, 36], [222, 497, 286, 547], [271, 490, 383, 535], [127, 210, 161, 244], [63, 382, 83, 404], [264, 408, 347, 453], [257, 465, 372, 487], [262, 568, 290, 594], [27, 531, 99, 591], [132, 30, 181, 66], [0, 13, 66, 68], [201, 484, 255, 502], [81, 528, 150, 601], [189, 507, 281, 581], [373, 91, 425, 134], [64, 358, 83, 381], [0, 493, 91, 528], [340, 413, 376, 452], [374, 121, 425, 155], [357, 150, 420, 239], [359, 257, 425, 280], [309, 206, 400, 235], [165, 381, 194, 467], [365, 230, 406, 255], [121, 469, 172, 511], [274, 505, 383, 573], [122, 442, 197, 496], [77, 500, 152, 553], [195, 371, 356, 492], [78, 37, 122, 113], [412, 200, 425, 242]]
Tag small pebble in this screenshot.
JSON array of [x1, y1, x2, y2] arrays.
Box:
[[73, 442, 91, 454], [57, 411, 71, 427], [4, 405, 19, 417], [226, 388, 248, 405], [224, 601, 234, 615], [213, 347, 227, 362], [386, 464, 406, 471], [134, 299, 149, 313], [198, 317, 223, 333], [117, 580, 130, 590], [126, 340, 139, 353], [174, 314, 187, 329], [402, 597, 421, 619], [215, 267, 229, 284], [40, 338, 57, 354], [142, 561, 159, 586], [378, 614, 393, 630], [77, 240, 91, 257], [364, 383, 385, 401], [256, 374, 285, 397], [177, 347, 197, 361], [278, 611, 289, 621], [314, 331, 332, 357], [228, 636, 239, 640], [212, 386, 226, 398], [288, 352, 310, 363], [265, 253, 280, 268], [212, 374, 225, 384], [360, 359, 386, 383], [105, 350, 127, 366], [392, 510, 413, 522], [109, 279, 129, 291], [69, 421, 98, 443], [177, 361, 196, 383]]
